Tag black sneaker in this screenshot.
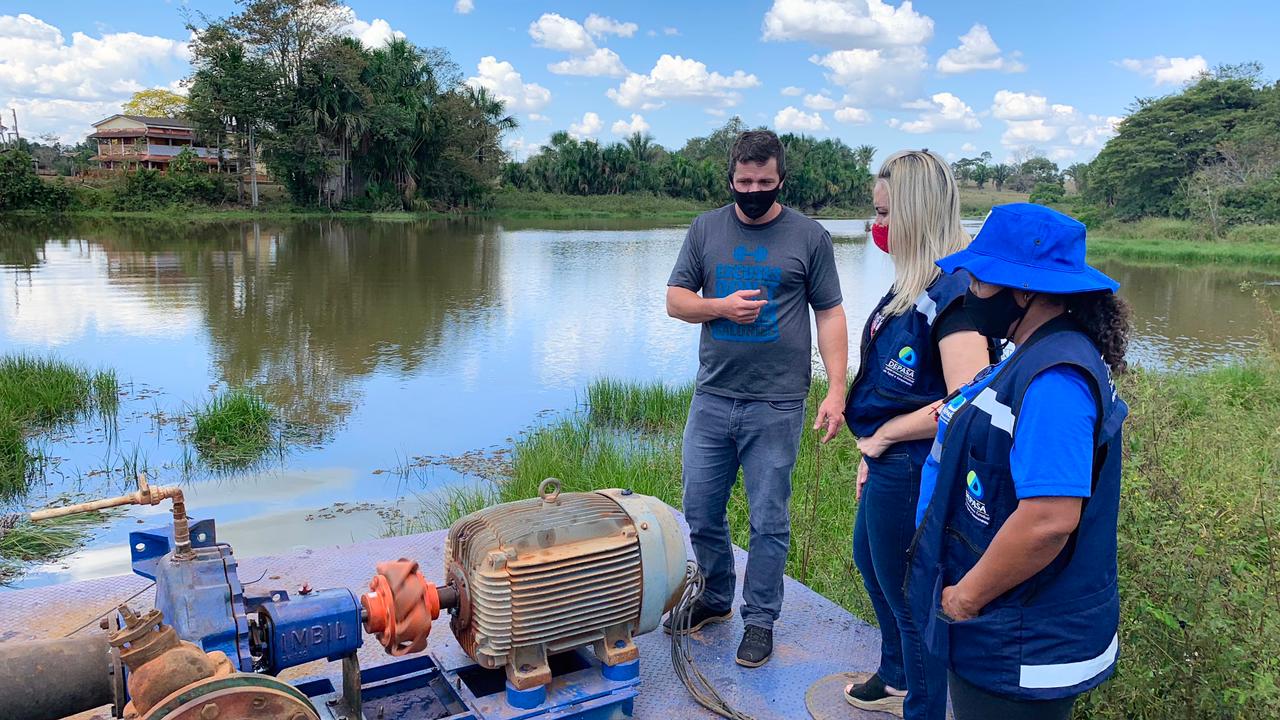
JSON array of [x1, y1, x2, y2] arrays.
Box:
[[663, 601, 733, 635], [844, 672, 905, 717], [734, 625, 773, 667]]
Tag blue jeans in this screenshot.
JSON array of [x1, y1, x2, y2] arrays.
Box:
[[852, 451, 947, 720], [681, 390, 805, 629]]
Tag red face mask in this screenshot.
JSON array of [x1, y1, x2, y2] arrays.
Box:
[[871, 223, 890, 254]]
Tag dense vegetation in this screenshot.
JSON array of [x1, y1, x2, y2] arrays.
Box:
[[502, 117, 877, 214]]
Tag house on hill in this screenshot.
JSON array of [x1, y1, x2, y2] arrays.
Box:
[[89, 115, 233, 172]]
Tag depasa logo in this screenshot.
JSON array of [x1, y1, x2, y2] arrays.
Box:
[[883, 345, 917, 386], [964, 469, 990, 526]]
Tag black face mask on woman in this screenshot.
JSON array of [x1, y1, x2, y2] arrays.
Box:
[[731, 185, 782, 220], [963, 287, 1033, 341]]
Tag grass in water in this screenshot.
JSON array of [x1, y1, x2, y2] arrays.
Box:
[[191, 390, 275, 466], [0, 511, 108, 585], [0, 355, 118, 497]]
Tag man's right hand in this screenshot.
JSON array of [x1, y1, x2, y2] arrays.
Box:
[[717, 289, 768, 324]]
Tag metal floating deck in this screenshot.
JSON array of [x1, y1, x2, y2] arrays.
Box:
[[0, 513, 889, 719]]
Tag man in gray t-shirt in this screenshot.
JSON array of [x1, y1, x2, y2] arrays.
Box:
[[664, 130, 848, 668]]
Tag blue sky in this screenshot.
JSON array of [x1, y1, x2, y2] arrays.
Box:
[[3, 1, 1279, 166]]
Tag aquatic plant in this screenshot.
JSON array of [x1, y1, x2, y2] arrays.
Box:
[[190, 390, 275, 466], [0, 355, 119, 427]]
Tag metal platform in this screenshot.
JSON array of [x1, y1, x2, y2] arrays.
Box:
[[0, 513, 889, 720]]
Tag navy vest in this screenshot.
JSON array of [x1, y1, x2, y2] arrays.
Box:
[[907, 317, 1128, 701], [844, 271, 973, 456]]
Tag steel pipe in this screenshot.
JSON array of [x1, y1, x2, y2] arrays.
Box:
[[0, 635, 115, 720]]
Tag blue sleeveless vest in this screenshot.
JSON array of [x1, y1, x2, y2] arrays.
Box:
[[906, 317, 1128, 701], [844, 271, 973, 455]]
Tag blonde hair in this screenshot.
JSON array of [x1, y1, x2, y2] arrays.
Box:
[[876, 149, 970, 316]]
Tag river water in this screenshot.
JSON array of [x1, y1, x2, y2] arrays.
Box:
[[1, 216, 1276, 587]]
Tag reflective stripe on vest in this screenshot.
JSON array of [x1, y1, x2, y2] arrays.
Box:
[[1020, 633, 1119, 689]]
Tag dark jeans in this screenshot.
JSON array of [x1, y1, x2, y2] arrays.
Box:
[[852, 451, 947, 720], [681, 390, 805, 628], [949, 670, 1077, 720]]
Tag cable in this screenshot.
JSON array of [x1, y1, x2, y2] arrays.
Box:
[[669, 562, 759, 720]]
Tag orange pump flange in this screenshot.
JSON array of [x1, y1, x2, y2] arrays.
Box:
[[361, 558, 441, 656]]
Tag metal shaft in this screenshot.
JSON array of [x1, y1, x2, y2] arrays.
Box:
[[0, 636, 115, 720]]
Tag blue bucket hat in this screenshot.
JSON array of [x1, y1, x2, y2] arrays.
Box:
[[936, 203, 1119, 294]]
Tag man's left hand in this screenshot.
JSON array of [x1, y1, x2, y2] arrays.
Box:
[[813, 394, 845, 443], [941, 583, 982, 622]]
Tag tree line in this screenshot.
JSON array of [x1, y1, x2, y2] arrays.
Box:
[[501, 117, 878, 214]]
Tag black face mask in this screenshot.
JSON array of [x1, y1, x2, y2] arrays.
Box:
[[963, 287, 1033, 341], [731, 186, 781, 220]]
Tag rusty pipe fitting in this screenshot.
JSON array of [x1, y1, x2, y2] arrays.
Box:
[[109, 605, 229, 717]]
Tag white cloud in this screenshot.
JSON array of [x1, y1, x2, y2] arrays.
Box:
[[834, 106, 871, 124], [1118, 55, 1208, 86], [527, 113, 549, 122], [568, 111, 603, 139], [0, 13, 192, 141], [529, 13, 595, 53], [991, 90, 1049, 120], [548, 48, 627, 77], [611, 113, 650, 135], [888, 92, 980, 133], [775, 106, 827, 132], [762, 0, 933, 48], [803, 92, 838, 110], [465, 56, 551, 113], [608, 54, 759, 110], [781, 85, 804, 96], [504, 135, 544, 161], [989, 89, 1124, 160], [960, 142, 978, 153], [936, 23, 1024, 74], [585, 14, 637, 38], [455, 0, 474, 13], [334, 6, 406, 48], [810, 46, 926, 106], [706, 108, 727, 117], [663, 27, 680, 36]]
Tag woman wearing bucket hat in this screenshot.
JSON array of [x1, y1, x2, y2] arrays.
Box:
[[906, 203, 1131, 719], [841, 150, 994, 719]]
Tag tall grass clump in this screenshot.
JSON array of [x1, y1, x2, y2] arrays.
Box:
[[0, 355, 118, 497], [191, 390, 275, 466], [0, 355, 118, 427]]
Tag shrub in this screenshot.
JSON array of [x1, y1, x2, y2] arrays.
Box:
[[1224, 224, 1280, 244], [1030, 181, 1066, 205]]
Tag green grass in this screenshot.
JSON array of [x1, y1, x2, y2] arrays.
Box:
[[1085, 218, 1280, 266], [0, 355, 118, 497], [190, 390, 275, 466], [959, 186, 1031, 215], [486, 189, 711, 219], [0, 511, 108, 585]]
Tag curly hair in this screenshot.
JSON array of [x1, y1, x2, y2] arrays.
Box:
[[1064, 291, 1132, 374]]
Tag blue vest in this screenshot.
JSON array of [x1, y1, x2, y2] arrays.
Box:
[[906, 317, 1128, 701], [844, 271, 973, 458]]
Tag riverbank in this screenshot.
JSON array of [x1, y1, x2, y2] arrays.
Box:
[[1088, 218, 1280, 266], [0, 186, 1029, 223], [394, 337, 1280, 719]]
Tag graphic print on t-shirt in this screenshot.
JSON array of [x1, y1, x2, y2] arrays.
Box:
[[710, 244, 782, 343]]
